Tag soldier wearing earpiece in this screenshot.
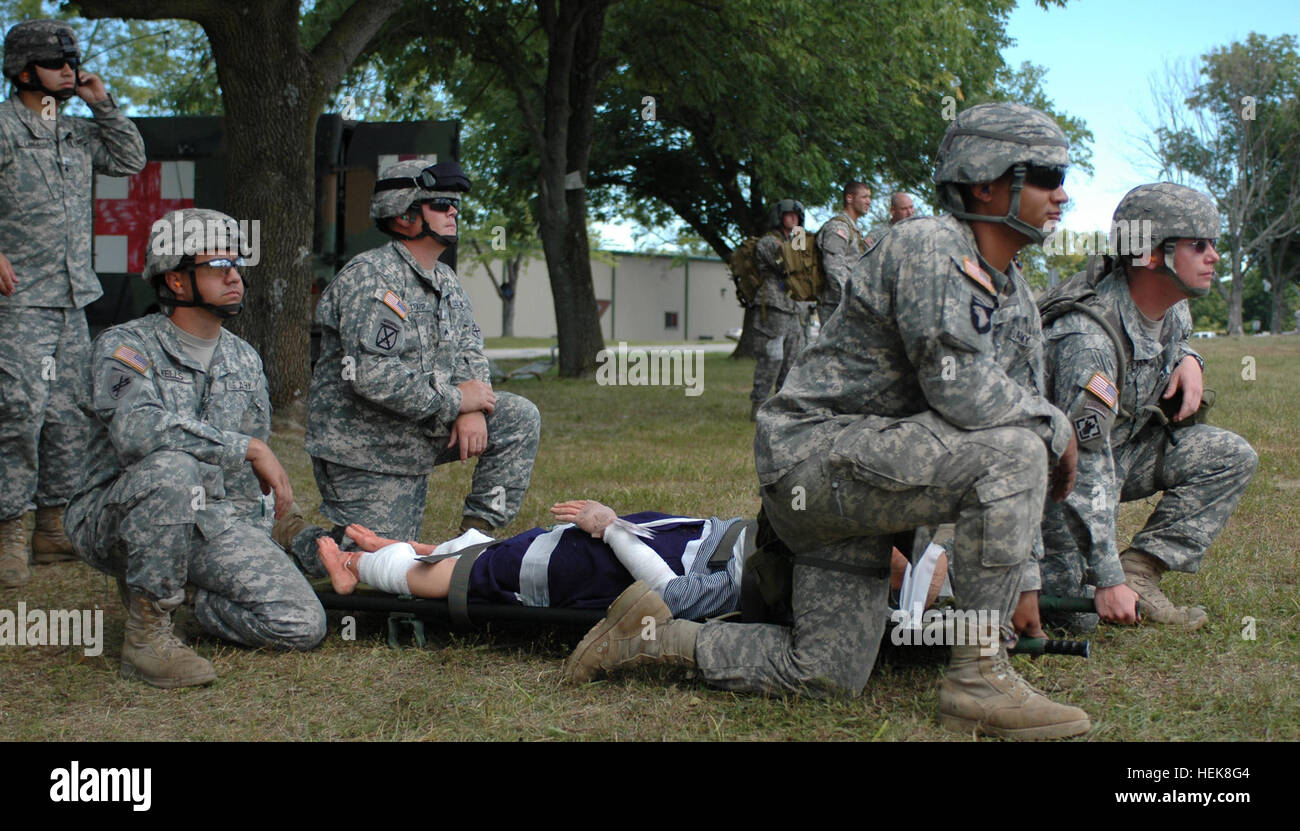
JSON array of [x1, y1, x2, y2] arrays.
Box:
[[0, 19, 145, 587]]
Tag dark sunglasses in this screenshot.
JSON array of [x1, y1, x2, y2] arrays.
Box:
[[33, 57, 79, 71], [1023, 164, 1066, 190], [423, 197, 459, 213], [1181, 239, 1217, 253]]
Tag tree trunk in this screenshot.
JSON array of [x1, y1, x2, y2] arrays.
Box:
[[730, 305, 764, 359], [500, 255, 520, 338], [1228, 247, 1245, 336]]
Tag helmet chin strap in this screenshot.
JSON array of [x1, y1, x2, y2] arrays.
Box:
[[1158, 240, 1208, 298], [167, 270, 244, 319], [382, 211, 458, 248], [15, 65, 78, 101], [948, 164, 1052, 245]]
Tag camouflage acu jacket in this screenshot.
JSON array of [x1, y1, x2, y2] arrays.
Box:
[[0, 93, 145, 308], [75, 313, 272, 540], [754, 213, 1071, 484], [306, 241, 490, 476]]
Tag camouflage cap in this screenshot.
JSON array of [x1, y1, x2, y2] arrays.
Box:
[[1113, 183, 1219, 245], [143, 208, 244, 280], [933, 102, 1069, 186], [4, 19, 79, 80]]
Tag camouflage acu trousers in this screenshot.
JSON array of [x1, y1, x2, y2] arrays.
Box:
[[697, 415, 1047, 697], [293, 391, 540, 577], [0, 306, 91, 520], [1041, 422, 1257, 596], [750, 309, 804, 404], [65, 450, 326, 651]]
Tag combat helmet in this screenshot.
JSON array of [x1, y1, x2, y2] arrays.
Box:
[[933, 102, 1069, 244], [1112, 183, 1219, 297], [4, 20, 80, 100], [767, 197, 805, 231], [371, 159, 470, 247], [144, 208, 248, 318]]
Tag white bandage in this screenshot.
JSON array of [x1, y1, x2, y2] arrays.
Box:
[[604, 523, 675, 594], [357, 542, 421, 595]]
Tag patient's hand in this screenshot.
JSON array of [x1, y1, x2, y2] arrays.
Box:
[[551, 500, 617, 538]]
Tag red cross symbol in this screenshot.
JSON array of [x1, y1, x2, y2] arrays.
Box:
[[94, 162, 195, 273]]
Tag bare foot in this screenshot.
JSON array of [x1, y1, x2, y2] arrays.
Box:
[[927, 550, 949, 609], [317, 536, 359, 595], [346, 523, 394, 553], [551, 500, 617, 538]]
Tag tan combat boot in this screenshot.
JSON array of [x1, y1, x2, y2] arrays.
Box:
[[565, 580, 700, 683], [938, 622, 1091, 740], [31, 505, 78, 563], [0, 516, 30, 587], [270, 502, 313, 552], [1121, 550, 1207, 630], [121, 592, 217, 689]]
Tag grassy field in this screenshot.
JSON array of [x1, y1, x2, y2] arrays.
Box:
[[1, 337, 1296, 741]]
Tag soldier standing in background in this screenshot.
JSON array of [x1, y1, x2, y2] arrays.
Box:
[[568, 103, 1092, 740], [64, 209, 326, 688], [279, 160, 540, 577], [749, 198, 806, 421], [0, 20, 145, 587], [1035, 183, 1257, 631], [814, 181, 871, 326]]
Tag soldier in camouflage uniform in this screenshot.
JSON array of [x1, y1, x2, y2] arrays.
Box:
[[568, 103, 1094, 740], [814, 182, 870, 326], [749, 198, 806, 420], [1034, 183, 1257, 630], [281, 161, 540, 578], [64, 209, 326, 688], [0, 20, 145, 587]]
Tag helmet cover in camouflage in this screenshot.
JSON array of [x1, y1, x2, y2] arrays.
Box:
[[4, 19, 79, 81], [143, 208, 244, 280], [768, 197, 806, 229], [369, 159, 470, 220], [934, 102, 1069, 187], [1112, 182, 1219, 247]]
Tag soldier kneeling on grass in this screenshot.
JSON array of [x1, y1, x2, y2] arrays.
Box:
[[64, 209, 325, 688], [1032, 183, 1258, 632]]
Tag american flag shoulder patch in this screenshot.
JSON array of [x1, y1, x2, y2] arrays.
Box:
[[111, 345, 150, 375], [957, 256, 994, 295], [1085, 372, 1118, 410], [382, 290, 408, 320]]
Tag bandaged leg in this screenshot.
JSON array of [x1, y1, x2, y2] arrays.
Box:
[[603, 523, 676, 595], [356, 542, 422, 595]]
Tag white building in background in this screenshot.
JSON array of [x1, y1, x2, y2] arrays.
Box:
[[458, 251, 744, 342]]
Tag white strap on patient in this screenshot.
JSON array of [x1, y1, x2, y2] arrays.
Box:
[[603, 522, 675, 594]]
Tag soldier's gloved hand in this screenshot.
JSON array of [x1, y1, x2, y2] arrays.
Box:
[[0, 252, 16, 296], [457, 379, 496, 415], [550, 500, 616, 538], [74, 70, 109, 104], [1012, 590, 1047, 639], [1095, 582, 1140, 624], [1163, 355, 1204, 421], [448, 411, 488, 461], [1049, 434, 1078, 502], [245, 438, 294, 519]]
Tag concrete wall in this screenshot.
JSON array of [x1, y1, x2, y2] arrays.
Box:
[[458, 251, 744, 342]]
